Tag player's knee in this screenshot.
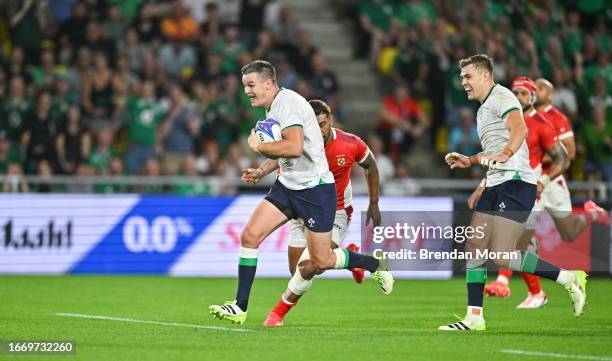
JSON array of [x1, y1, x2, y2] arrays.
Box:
[[240, 227, 262, 248], [298, 260, 315, 281], [297, 260, 309, 275]]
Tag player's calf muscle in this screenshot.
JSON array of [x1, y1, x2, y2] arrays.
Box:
[[310, 252, 335, 270], [555, 217, 581, 241], [307, 232, 336, 270], [287, 247, 305, 275], [301, 249, 331, 272]]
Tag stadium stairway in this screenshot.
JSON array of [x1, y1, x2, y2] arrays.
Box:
[[284, 1, 446, 178], [285, 0, 382, 132]]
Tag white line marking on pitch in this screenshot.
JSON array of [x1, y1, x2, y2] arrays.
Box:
[[54, 312, 253, 333], [501, 349, 612, 361]]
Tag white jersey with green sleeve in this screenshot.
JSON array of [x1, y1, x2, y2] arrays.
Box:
[[266, 88, 334, 190], [476, 84, 537, 187]]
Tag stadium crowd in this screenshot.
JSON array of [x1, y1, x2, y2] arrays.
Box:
[[0, 0, 339, 193], [0, 0, 610, 194], [340, 0, 611, 182]]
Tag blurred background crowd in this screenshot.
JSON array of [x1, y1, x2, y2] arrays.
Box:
[[0, 0, 610, 194], [341, 0, 611, 183]]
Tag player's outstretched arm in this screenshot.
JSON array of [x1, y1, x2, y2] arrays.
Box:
[[468, 179, 486, 209], [241, 159, 279, 185], [561, 136, 576, 160], [444, 152, 479, 169], [539, 143, 570, 193], [359, 153, 381, 227], [249, 127, 304, 158]]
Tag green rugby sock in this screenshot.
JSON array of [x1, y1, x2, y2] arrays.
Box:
[[510, 251, 560, 281], [235, 247, 258, 311], [467, 267, 487, 307]]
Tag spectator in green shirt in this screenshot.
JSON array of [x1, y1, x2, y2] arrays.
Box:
[[29, 50, 62, 88], [137, 158, 164, 194], [0, 131, 22, 174], [123, 80, 165, 174], [584, 52, 612, 92], [212, 25, 247, 74], [9, 0, 43, 66], [359, 0, 393, 65], [586, 76, 612, 121], [580, 105, 612, 181], [563, 11, 583, 60], [109, 0, 143, 20], [95, 157, 128, 193], [174, 154, 210, 196], [88, 127, 116, 174], [51, 76, 78, 128], [0, 76, 31, 149], [200, 80, 239, 155], [394, 0, 437, 29]]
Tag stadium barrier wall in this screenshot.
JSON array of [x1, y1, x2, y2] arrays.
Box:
[[0, 194, 454, 278]]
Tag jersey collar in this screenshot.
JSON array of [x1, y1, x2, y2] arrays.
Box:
[[266, 87, 285, 112], [481, 83, 497, 104], [544, 104, 553, 112], [324, 127, 337, 147]]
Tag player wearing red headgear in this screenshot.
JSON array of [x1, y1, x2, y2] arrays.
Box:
[[535, 78, 609, 225]]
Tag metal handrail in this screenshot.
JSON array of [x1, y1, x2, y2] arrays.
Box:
[[0, 175, 610, 199]]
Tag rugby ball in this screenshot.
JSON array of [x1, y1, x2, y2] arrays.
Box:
[[255, 118, 282, 143]]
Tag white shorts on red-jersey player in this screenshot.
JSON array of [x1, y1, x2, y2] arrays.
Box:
[[526, 175, 572, 230], [288, 207, 352, 248]]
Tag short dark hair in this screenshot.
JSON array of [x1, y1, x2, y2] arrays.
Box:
[[459, 54, 494, 74], [241, 60, 276, 82], [309, 99, 331, 116]]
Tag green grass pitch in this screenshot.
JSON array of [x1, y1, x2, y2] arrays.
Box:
[[1, 276, 611, 361]]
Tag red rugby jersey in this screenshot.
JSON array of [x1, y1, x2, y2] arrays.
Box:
[[325, 128, 370, 210], [524, 109, 558, 174], [542, 104, 573, 141]]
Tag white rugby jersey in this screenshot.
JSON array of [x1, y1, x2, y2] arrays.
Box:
[[266, 88, 334, 190], [476, 84, 537, 186]]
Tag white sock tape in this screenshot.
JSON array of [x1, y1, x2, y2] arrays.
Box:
[[333, 248, 346, 269], [239, 246, 258, 259], [288, 269, 312, 295]]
